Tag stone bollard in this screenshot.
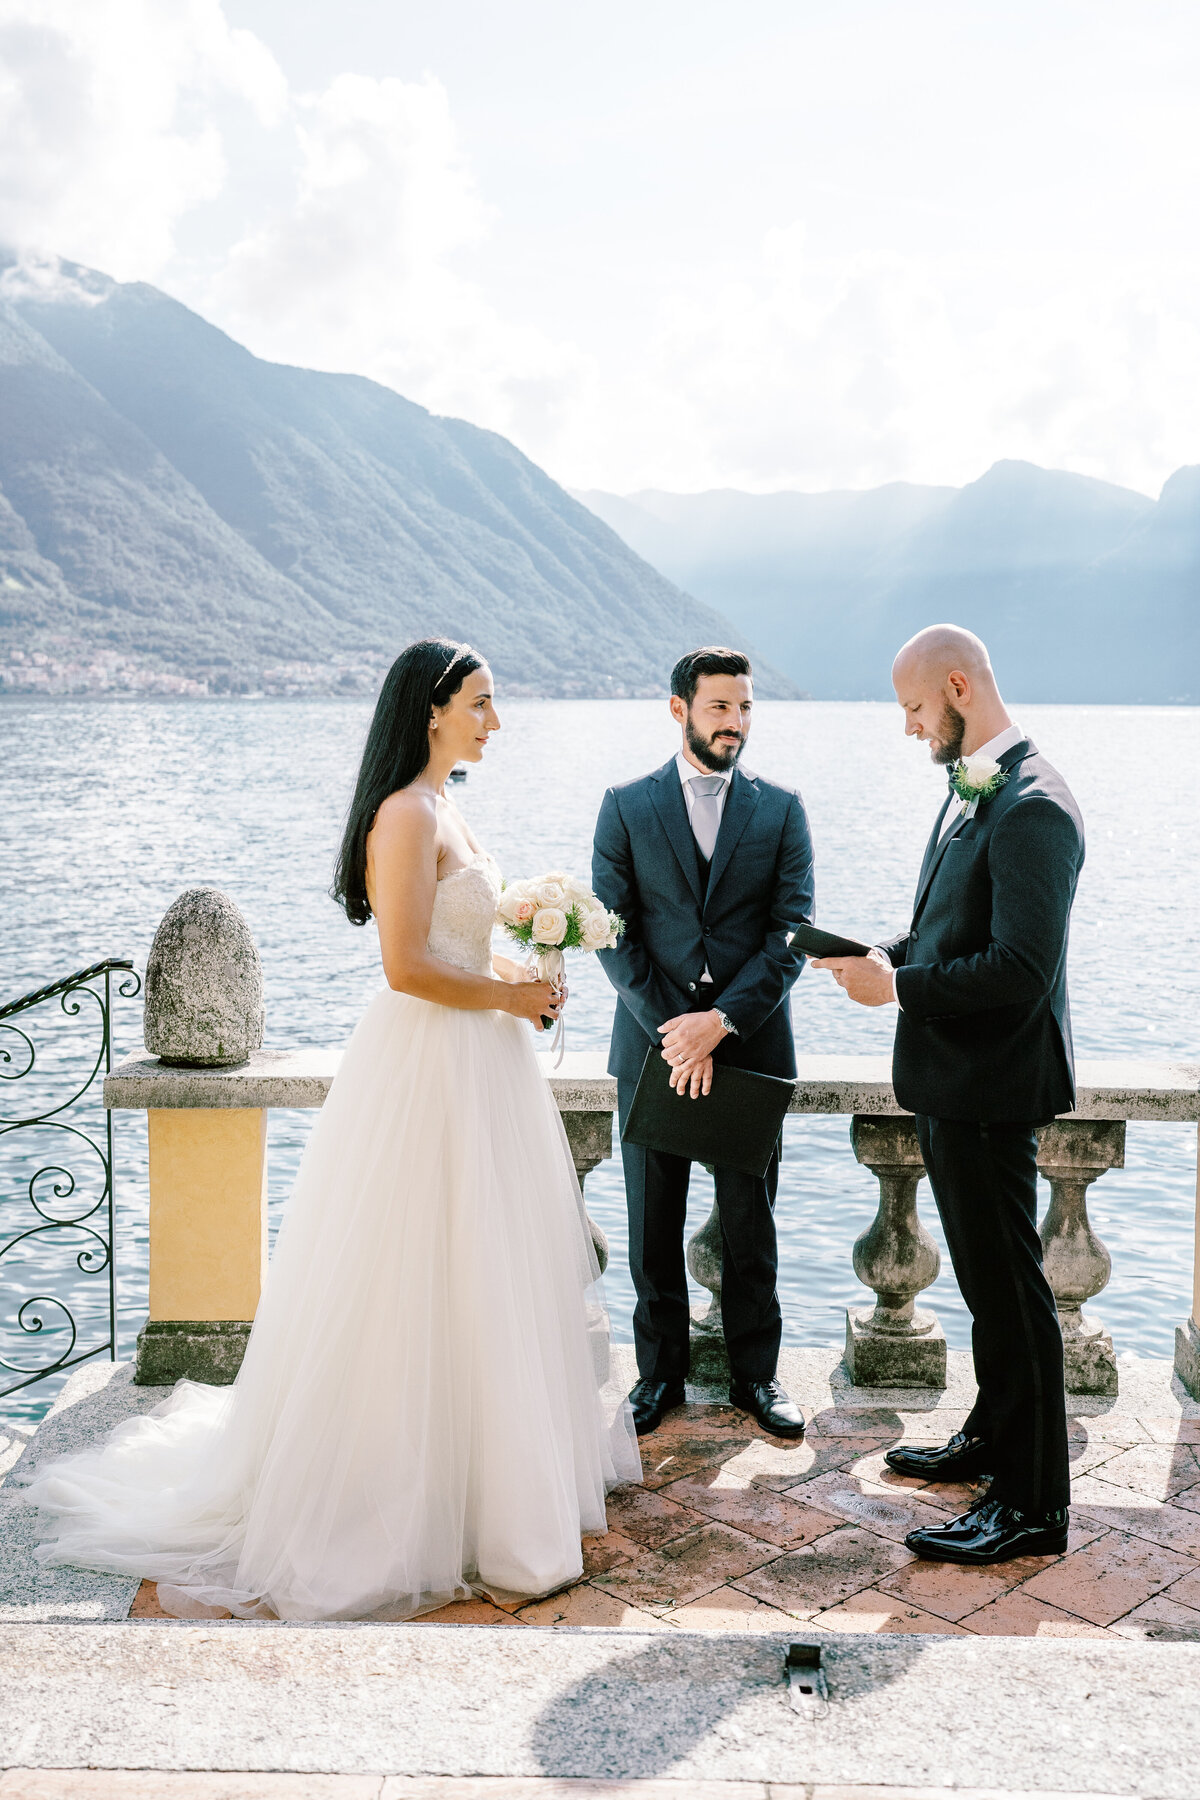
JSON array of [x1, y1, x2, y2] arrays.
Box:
[[686, 1199, 728, 1385], [144, 888, 264, 1067], [845, 1116, 946, 1388], [136, 889, 267, 1386], [560, 1110, 612, 1273], [1037, 1119, 1123, 1396]]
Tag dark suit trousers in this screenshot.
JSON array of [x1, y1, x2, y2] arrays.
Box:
[[915, 1114, 1070, 1512], [617, 1077, 783, 1385]]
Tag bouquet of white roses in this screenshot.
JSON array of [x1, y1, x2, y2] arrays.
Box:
[[495, 872, 624, 1047]]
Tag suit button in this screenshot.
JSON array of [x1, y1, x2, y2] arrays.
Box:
[[910, 929, 919, 942], [688, 982, 697, 992]]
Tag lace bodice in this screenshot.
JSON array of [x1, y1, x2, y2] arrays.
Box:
[[427, 852, 501, 975]]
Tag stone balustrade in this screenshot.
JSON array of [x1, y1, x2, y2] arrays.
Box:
[[105, 1047, 1200, 1398]]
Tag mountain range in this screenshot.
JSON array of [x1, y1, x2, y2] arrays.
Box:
[[0, 254, 787, 699], [2, 252, 1193, 706], [579, 463, 1199, 702]]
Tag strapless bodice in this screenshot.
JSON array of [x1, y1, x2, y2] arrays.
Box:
[[427, 852, 501, 975]]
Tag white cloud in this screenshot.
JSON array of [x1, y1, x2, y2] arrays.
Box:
[[0, 0, 287, 277], [0, 0, 1197, 499], [210, 68, 586, 440]]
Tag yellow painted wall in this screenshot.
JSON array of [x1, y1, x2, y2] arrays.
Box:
[[147, 1108, 268, 1321]]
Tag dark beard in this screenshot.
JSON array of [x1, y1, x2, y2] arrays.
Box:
[[931, 700, 966, 766], [685, 714, 743, 771]]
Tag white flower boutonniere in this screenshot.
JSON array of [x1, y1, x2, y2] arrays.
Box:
[[950, 753, 1009, 820]]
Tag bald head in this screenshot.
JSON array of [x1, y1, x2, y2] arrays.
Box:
[[892, 622, 1011, 764], [893, 624, 994, 687]]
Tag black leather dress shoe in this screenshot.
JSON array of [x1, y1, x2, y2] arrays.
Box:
[[905, 1497, 1069, 1564], [729, 1378, 805, 1439], [628, 1378, 685, 1436], [885, 1431, 992, 1482]]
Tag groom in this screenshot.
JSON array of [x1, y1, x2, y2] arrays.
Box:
[[813, 623, 1084, 1564], [592, 647, 815, 1438]]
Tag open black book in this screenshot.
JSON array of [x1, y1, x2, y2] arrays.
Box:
[[621, 1047, 795, 1180], [789, 922, 872, 959]]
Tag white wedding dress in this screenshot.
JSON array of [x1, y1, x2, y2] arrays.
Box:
[[29, 852, 640, 1620]]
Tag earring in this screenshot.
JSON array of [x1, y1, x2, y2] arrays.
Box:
[[430, 719, 438, 729]]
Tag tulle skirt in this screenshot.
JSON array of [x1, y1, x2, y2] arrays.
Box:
[[29, 989, 641, 1620]]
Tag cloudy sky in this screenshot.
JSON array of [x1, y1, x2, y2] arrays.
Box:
[[1, 0, 1197, 497]]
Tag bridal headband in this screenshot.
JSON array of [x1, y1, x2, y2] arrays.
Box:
[[437, 641, 474, 685]]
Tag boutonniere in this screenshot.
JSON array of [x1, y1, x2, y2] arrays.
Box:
[[950, 754, 1009, 820]]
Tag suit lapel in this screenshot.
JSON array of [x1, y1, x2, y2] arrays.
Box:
[[911, 801, 968, 918], [910, 738, 1036, 921], [649, 760, 704, 902], [914, 792, 954, 902], [705, 767, 760, 898]]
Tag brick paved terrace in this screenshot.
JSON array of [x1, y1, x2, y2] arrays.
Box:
[[128, 1377, 1200, 1642]]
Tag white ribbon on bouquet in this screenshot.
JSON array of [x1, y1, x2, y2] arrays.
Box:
[[529, 947, 567, 1068]]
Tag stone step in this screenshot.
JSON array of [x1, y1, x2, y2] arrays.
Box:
[[0, 1621, 1193, 1796], [0, 1773, 1143, 1800]]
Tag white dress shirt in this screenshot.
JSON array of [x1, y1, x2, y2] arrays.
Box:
[[676, 750, 731, 981], [891, 722, 1025, 1003]]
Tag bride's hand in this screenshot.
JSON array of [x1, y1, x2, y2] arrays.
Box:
[[503, 978, 561, 1027]]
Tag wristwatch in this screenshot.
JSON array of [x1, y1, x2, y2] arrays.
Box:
[[713, 1008, 738, 1037]]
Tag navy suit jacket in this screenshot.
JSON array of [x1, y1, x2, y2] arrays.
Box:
[[881, 738, 1084, 1123], [592, 758, 816, 1082]]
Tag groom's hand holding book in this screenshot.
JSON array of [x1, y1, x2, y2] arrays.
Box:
[[808, 947, 895, 1006], [789, 921, 896, 1009]]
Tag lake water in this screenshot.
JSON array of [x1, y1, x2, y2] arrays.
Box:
[[2, 696, 1197, 1424]]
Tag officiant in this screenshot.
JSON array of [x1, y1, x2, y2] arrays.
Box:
[[592, 647, 816, 1437]]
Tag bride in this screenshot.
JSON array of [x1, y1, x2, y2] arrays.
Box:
[[29, 638, 641, 1620]]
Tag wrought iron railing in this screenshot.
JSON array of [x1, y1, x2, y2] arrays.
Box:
[[0, 960, 141, 1398]]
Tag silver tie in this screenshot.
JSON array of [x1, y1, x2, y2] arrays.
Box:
[[689, 774, 725, 860]]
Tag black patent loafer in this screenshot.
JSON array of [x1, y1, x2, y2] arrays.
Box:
[[905, 1498, 1069, 1565], [628, 1378, 686, 1436], [885, 1430, 992, 1482], [729, 1377, 805, 1439]]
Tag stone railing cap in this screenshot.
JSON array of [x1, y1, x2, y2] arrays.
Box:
[[103, 1049, 1200, 1121]]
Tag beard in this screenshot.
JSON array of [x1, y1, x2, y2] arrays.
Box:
[[931, 700, 966, 766], [685, 712, 744, 771]]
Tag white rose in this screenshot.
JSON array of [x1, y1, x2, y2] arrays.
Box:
[[581, 908, 612, 948], [498, 885, 532, 923], [542, 870, 569, 885], [531, 906, 568, 945], [534, 880, 565, 907], [961, 754, 1001, 789], [563, 875, 594, 904]]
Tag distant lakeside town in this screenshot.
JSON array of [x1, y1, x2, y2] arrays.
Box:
[[0, 646, 670, 701]]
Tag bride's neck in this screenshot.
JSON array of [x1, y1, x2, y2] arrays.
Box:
[[420, 742, 460, 795]]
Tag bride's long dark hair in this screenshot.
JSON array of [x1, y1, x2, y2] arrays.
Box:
[[332, 638, 485, 925]]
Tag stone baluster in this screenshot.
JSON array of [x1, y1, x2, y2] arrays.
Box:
[[1037, 1120, 1123, 1396], [1173, 1125, 1200, 1400], [845, 1116, 946, 1387], [559, 1110, 613, 1273], [686, 1198, 728, 1383]]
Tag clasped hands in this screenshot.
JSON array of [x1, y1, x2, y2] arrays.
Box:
[[658, 1008, 729, 1098], [809, 946, 896, 1006]]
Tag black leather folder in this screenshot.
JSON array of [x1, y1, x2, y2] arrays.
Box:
[[790, 922, 872, 959], [621, 1048, 795, 1179]]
